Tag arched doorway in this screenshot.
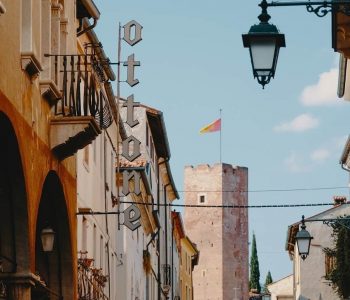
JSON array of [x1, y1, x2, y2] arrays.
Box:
[[0, 112, 30, 298], [33, 171, 73, 299]]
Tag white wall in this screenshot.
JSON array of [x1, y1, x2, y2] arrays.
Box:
[[294, 204, 350, 300], [77, 126, 121, 299], [267, 275, 293, 300]]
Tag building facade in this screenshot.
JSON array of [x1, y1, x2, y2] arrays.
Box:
[[286, 200, 350, 300], [267, 275, 293, 300], [180, 236, 199, 300], [172, 211, 185, 300], [184, 163, 249, 300], [0, 0, 108, 298], [116, 102, 179, 300]]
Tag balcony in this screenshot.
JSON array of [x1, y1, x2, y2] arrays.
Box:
[[47, 52, 113, 160], [78, 252, 109, 300]]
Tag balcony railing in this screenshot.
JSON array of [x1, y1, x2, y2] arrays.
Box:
[[45, 53, 113, 129], [78, 252, 109, 300], [46, 51, 114, 159]]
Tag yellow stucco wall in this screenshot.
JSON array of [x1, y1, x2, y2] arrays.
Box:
[[0, 0, 78, 297]]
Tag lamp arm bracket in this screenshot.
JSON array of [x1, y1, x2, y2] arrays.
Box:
[[266, 0, 350, 17]]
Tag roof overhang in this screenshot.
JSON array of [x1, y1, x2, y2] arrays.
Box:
[[77, 0, 100, 20], [145, 107, 171, 159], [332, 9, 350, 58], [340, 135, 350, 167]]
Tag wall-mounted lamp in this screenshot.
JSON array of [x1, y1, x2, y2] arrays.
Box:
[[41, 227, 55, 252], [295, 215, 313, 260], [242, 0, 350, 88], [242, 0, 285, 88]]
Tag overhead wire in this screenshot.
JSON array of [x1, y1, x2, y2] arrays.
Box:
[[175, 186, 349, 193], [119, 200, 336, 209]]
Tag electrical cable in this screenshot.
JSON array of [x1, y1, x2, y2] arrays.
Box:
[[118, 200, 335, 209], [174, 186, 349, 193]]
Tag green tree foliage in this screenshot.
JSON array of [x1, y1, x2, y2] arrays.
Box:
[[263, 271, 273, 293], [324, 216, 350, 299], [249, 233, 261, 293]]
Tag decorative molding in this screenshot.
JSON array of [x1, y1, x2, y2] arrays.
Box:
[[20, 52, 43, 79], [39, 79, 61, 105], [51, 0, 63, 17], [50, 116, 101, 160], [0, 1, 6, 15], [60, 17, 68, 34]]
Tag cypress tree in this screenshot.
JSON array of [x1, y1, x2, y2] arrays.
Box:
[[263, 271, 273, 293], [249, 233, 261, 293]]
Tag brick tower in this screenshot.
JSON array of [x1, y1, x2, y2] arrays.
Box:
[[184, 163, 248, 300]]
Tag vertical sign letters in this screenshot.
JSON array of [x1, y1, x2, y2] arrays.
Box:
[[121, 20, 144, 231]]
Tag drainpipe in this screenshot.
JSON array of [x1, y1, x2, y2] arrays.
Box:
[[341, 163, 350, 200], [103, 133, 111, 299], [164, 183, 170, 284], [158, 158, 169, 299], [171, 214, 174, 300], [77, 17, 98, 37], [158, 233, 161, 300]]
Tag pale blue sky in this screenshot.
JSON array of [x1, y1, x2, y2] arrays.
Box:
[[95, 0, 350, 282]]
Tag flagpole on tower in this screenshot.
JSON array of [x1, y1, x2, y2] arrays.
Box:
[[220, 108, 222, 164]]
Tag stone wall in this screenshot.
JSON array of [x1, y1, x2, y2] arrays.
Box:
[[184, 163, 248, 300]]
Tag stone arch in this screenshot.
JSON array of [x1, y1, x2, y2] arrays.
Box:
[[33, 171, 73, 299], [0, 111, 31, 297]]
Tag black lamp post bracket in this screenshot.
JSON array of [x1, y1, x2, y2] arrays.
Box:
[[263, 0, 350, 17]]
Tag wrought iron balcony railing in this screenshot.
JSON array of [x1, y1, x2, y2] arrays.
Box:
[[78, 253, 109, 300], [45, 53, 113, 130]]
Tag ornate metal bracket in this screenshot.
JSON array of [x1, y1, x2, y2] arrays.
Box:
[[264, 0, 350, 18], [306, 3, 333, 17], [304, 217, 350, 229], [322, 217, 350, 229]]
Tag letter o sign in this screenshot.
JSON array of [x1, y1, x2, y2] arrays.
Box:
[[123, 20, 143, 46]]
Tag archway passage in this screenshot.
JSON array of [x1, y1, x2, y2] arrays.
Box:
[[33, 171, 74, 300], [0, 112, 30, 297]]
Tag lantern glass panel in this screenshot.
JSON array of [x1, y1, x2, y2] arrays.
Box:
[[41, 228, 55, 252], [250, 37, 277, 76], [296, 237, 310, 255]]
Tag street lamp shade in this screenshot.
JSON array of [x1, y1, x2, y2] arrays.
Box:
[[41, 227, 55, 252], [242, 22, 285, 88], [295, 216, 313, 260]]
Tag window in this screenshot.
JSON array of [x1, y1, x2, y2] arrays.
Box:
[[83, 145, 89, 168], [146, 124, 149, 146], [198, 194, 206, 204], [150, 139, 154, 162], [82, 217, 88, 252], [100, 235, 103, 268], [93, 224, 97, 261], [325, 253, 336, 278], [93, 139, 97, 163], [110, 151, 114, 192]]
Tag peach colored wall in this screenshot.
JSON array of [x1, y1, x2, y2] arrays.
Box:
[[184, 163, 248, 300], [0, 0, 77, 296]]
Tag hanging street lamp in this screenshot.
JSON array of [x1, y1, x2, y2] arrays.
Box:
[[242, 0, 285, 88], [41, 226, 56, 252], [242, 0, 350, 88], [295, 215, 313, 260]]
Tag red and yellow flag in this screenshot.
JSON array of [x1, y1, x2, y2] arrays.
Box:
[[199, 118, 221, 134]]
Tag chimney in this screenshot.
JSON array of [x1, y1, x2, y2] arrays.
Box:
[[333, 196, 347, 206]]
